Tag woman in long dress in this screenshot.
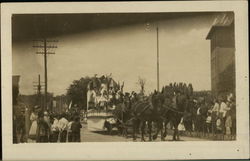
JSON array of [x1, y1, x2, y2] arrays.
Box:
[[28, 106, 39, 142]]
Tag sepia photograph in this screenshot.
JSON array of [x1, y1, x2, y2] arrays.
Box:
[[12, 11, 236, 143], [1, 1, 249, 160]]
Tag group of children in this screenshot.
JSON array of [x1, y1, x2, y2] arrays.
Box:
[[28, 108, 83, 143]]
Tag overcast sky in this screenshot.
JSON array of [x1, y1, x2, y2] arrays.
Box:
[[12, 13, 216, 96]]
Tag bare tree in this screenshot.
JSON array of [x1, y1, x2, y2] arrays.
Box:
[[137, 77, 146, 95]]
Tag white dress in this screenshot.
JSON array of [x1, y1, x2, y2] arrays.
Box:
[[29, 112, 38, 139]]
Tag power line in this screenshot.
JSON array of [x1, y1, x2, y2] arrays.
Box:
[[33, 39, 58, 111]]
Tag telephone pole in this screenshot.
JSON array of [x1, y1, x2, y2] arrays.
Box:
[[156, 26, 160, 92], [33, 74, 44, 107], [33, 39, 57, 111]]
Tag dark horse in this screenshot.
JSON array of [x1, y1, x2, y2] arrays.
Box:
[[153, 92, 189, 141], [130, 94, 164, 141]]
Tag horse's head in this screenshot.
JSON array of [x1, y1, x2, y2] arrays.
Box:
[[176, 94, 188, 112], [162, 96, 172, 108]]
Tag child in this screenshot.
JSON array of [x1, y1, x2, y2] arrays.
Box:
[[206, 113, 212, 134], [215, 114, 223, 140], [71, 116, 82, 142], [225, 112, 232, 140]]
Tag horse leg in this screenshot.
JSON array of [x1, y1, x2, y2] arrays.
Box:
[[163, 120, 169, 139], [153, 122, 162, 140], [125, 127, 128, 138], [141, 121, 146, 142], [203, 122, 205, 137], [133, 119, 138, 141], [173, 121, 179, 141], [173, 127, 177, 141], [153, 120, 164, 141], [159, 122, 164, 141], [148, 121, 152, 141], [176, 128, 180, 140]]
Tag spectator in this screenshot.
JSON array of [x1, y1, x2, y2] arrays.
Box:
[[58, 113, 69, 142], [212, 99, 220, 116], [36, 111, 49, 143], [195, 103, 202, 134], [67, 116, 74, 142], [48, 114, 55, 142], [228, 97, 236, 138], [28, 106, 39, 142], [15, 108, 26, 143], [219, 97, 231, 133], [225, 112, 232, 139], [71, 116, 82, 142], [211, 99, 219, 134], [206, 112, 212, 133], [216, 113, 223, 135], [219, 97, 230, 118], [43, 111, 51, 142], [51, 115, 60, 142]]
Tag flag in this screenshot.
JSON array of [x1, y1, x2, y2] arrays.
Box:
[[68, 101, 72, 109]]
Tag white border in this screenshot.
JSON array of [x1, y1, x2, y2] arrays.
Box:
[[1, 1, 249, 160]]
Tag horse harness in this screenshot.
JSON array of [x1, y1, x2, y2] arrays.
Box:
[[132, 101, 152, 118], [162, 104, 185, 115]]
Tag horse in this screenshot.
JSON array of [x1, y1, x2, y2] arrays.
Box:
[[129, 93, 165, 142], [152, 91, 189, 141]]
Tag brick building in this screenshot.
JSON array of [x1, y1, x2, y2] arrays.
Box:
[[206, 12, 235, 96]]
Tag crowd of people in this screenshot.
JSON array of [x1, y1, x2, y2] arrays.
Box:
[[179, 92, 236, 140], [27, 107, 82, 143], [104, 82, 236, 140], [159, 83, 236, 140], [14, 81, 236, 143], [206, 94, 236, 139]]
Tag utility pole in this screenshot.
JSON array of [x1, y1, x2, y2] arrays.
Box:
[[37, 74, 42, 108], [38, 74, 41, 95], [33, 74, 44, 107], [44, 39, 47, 111], [33, 39, 57, 111], [156, 26, 160, 92], [60, 95, 62, 113]]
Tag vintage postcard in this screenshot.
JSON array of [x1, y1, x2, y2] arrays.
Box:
[[1, 1, 249, 160]]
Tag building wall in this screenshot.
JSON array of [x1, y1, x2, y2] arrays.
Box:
[[209, 23, 235, 96], [211, 47, 235, 96]]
